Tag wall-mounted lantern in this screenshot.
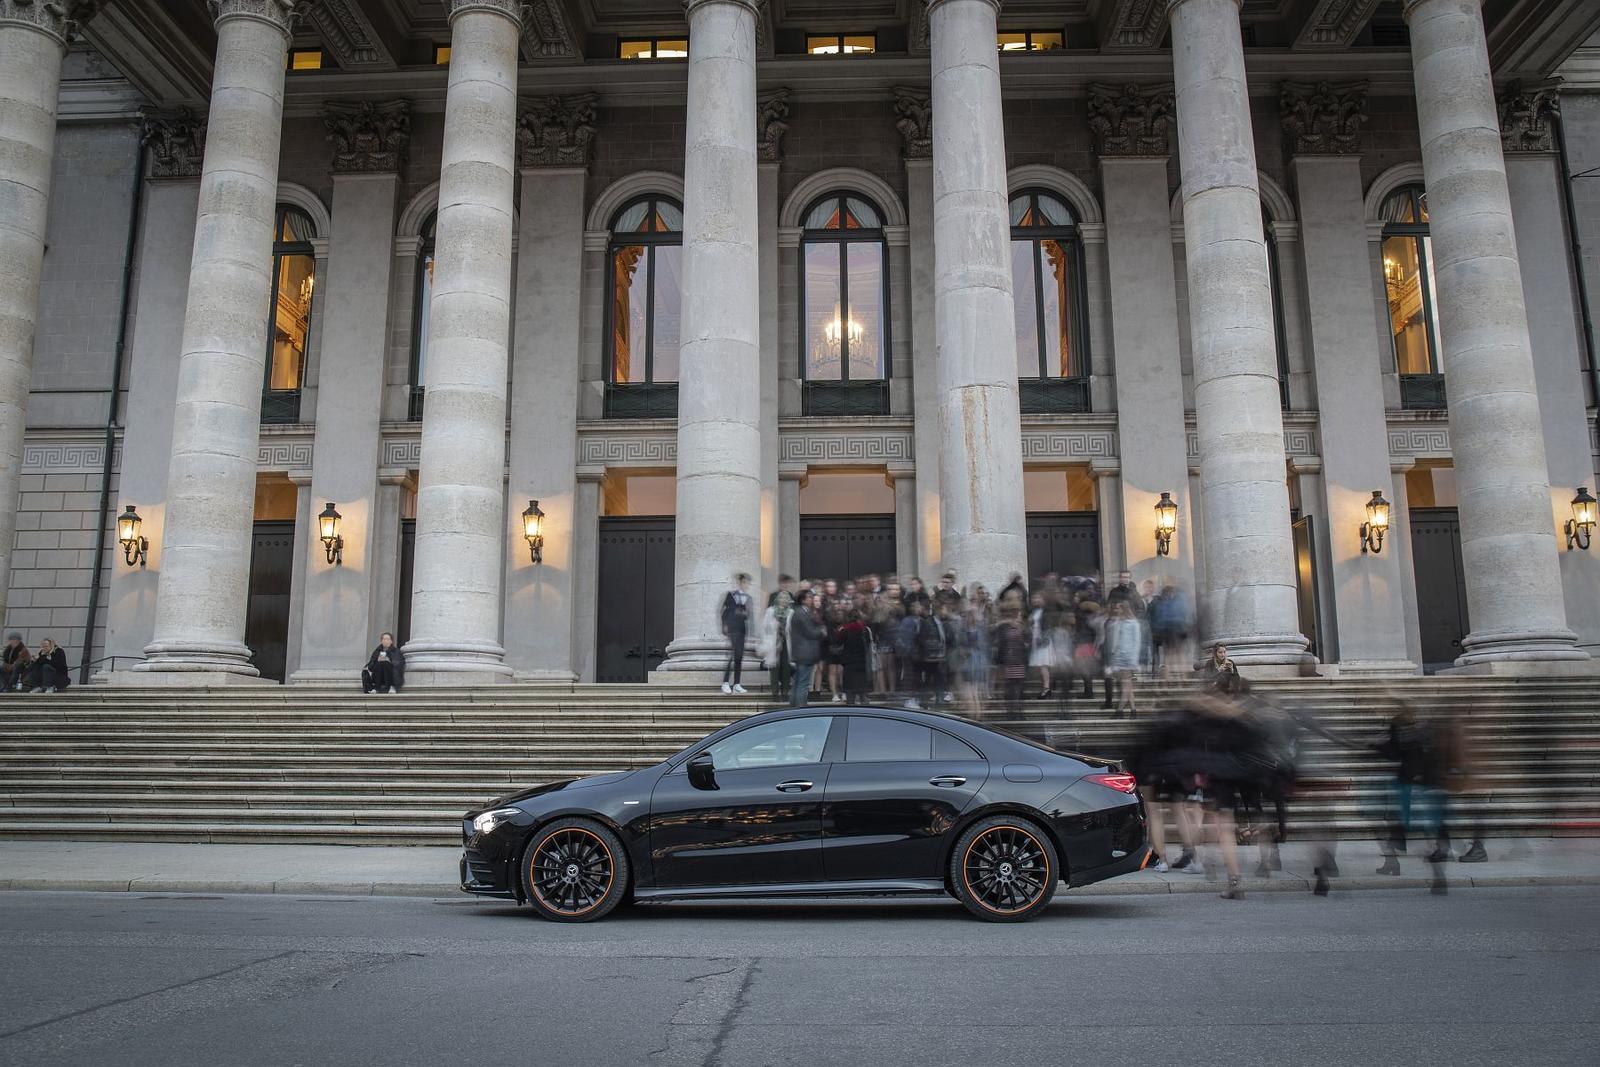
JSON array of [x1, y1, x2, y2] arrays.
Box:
[[317, 502, 344, 565], [1154, 492, 1177, 557], [116, 504, 147, 567], [522, 499, 545, 564], [1568, 487, 1597, 551], [1360, 490, 1391, 555]]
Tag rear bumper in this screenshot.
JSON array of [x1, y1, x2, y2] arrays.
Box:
[[1067, 844, 1152, 888]]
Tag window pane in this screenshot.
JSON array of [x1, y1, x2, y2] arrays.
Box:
[[289, 49, 321, 71], [415, 251, 434, 387], [619, 39, 653, 59], [708, 716, 831, 770], [1421, 236, 1443, 371], [998, 32, 1029, 51], [844, 197, 880, 228], [651, 245, 683, 382], [1030, 31, 1064, 51], [933, 730, 982, 759], [1034, 194, 1072, 226], [1382, 234, 1434, 375], [614, 201, 650, 233], [269, 254, 315, 390], [805, 241, 844, 381], [654, 200, 683, 232], [1008, 194, 1030, 226], [1010, 239, 1039, 378], [842, 35, 875, 54], [846, 242, 885, 380], [1039, 239, 1076, 377], [655, 39, 688, 59], [808, 35, 841, 54], [1416, 190, 1429, 223], [278, 207, 315, 243], [611, 245, 649, 382], [1380, 187, 1418, 225], [804, 198, 841, 230], [434, 45, 451, 65], [846, 717, 932, 761]]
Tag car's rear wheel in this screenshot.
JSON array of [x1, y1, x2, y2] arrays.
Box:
[[949, 816, 1058, 922], [522, 818, 630, 922]]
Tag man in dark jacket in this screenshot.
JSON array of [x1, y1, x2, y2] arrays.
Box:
[[720, 573, 754, 694], [1, 632, 31, 692], [22, 638, 69, 693], [786, 589, 823, 707], [362, 632, 405, 693]]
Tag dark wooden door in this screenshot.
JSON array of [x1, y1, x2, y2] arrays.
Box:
[[596, 517, 675, 683], [799, 515, 897, 582], [1024, 512, 1100, 582], [397, 518, 415, 647], [244, 520, 295, 683], [1410, 507, 1469, 672], [1292, 514, 1322, 661]]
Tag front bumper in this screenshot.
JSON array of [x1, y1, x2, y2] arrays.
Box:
[[460, 815, 521, 898]]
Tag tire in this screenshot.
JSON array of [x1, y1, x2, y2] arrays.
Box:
[[948, 815, 1059, 922], [521, 817, 631, 923]]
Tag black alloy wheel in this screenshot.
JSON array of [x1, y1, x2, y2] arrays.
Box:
[[949, 816, 1058, 922], [522, 818, 630, 922]]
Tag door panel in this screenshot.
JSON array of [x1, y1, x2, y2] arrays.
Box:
[[596, 517, 674, 683], [1292, 514, 1321, 661], [648, 763, 832, 887], [244, 520, 294, 683], [1025, 512, 1100, 581], [398, 518, 415, 648], [1411, 508, 1469, 672], [799, 515, 896, 582]]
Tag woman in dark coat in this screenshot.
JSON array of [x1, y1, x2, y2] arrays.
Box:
[[836, 614, 873, 705], [992, 608, 1030, 714], [362, 632, 405, 693]]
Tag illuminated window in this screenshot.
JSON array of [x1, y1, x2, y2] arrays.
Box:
[[807, 33, 876, 55], [1009, 190, 1086, 381], [606, 196, 683, 417], [619, 38, 689, 60], [1380, 184, 1441, 381], [262, 205, 317, 423], [800, 194, 888, 395], [408, 212, 436, 421], [997, 30, 1064, 52], [434, 44, 451, 65], [288, 49, 322, 71]]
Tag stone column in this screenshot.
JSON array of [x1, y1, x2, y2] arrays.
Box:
[[0, 0, 100, 637], [654, 0, 763, 678], [290, 101, 409, 682], [403, 0, 523, 684], [926, 0, 1027, 593], [1169, 0, 1308, 665], [504, 95, 594, 682], [778, 471, 802, 581], [1090, 83, 1198, 595], [103, 112, 204, 667], [370, 470, 413, 641], [1093, 461, 1125, 576], [137, 0, 306, 681], [758, 93, 786, 595], [1499, 81, 1600, 655], [1403, 0, 1586, 667], [1283, 82, 1415, 674], [571, 473, 601, 682], [1389, 459, 1425, 667], [897, 89, 943, 581], [892, 471, 918, 578]]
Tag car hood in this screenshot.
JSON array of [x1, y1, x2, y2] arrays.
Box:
[[489, 768, 640, 809]]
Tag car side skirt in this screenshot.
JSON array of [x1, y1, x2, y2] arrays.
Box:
[[633, 878, 947, 902]]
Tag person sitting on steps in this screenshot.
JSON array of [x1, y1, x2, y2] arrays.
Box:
[[21, 638, 69, 694], [362, 632, 405, 694], [1, 632, 31, 692]]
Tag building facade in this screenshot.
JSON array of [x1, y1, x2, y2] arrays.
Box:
[[2, 0, 1599, 684]]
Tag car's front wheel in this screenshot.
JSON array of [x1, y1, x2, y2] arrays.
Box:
[[522, 818, 630, 922], [949, 816, 1058, 922]]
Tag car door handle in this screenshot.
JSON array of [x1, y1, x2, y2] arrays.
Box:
[[775, 780, 813, 792], [929, 775, 968, 787]]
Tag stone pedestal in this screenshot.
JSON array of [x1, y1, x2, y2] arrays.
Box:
[[1169, 0, 1308, 664], [137, 0, 302, 682], [655, 0, 763, 677], [926, 0, 1027, 593], [1404, 0, 1586, 667], [403, 0, 522, 684]]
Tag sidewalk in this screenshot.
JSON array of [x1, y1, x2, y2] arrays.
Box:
[[2, 838, 1598, 899]]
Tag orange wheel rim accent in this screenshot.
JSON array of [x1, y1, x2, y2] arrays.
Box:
[[529, 827, 615, 916], [961, 825, 1052, 914]]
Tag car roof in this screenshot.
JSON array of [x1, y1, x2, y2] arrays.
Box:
[[711, 703, 1069, 762]]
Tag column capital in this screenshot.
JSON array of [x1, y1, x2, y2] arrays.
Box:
[[891, 87, 932, 160], [757, 88, 790, 164], [0, 0, 104, 44], [1167, 0, 1238, 14], [1280, 80, 1369, 155], [448, 0, 524, 25], [1401, 0, 1483, 20], [141, 107, 208, 180], [925, 0, 1001, 12], [1088, 82, 1176, 158], [323, 99, 411, 175], [1498, 79, 1560, 155], [517, 93, 597, 168], [207, 0, 313, 35], [683, 0, 761, 16]]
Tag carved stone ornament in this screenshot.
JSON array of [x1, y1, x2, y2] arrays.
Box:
[[1279, 80, 1368, 155], [517, 94, 597, 167], [758, 89, 789, 164], [907, 2, 929, 55], [521, 0, 575, 58], [1101, 0, 1171, 52], [1087, 83, 1175, 157], [1498, 80, 1559, 155], [1294, 0, 1383, 50], [306, 0, 393, 68], [207, 0, 314, 33], [892, 87, 932, 161], [0, 0, 105, 43], [141, 108, 208, 180], [323, 99, 411, 174]]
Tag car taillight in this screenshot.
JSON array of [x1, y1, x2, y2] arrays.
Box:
[[1086, 772, 1138, 794]]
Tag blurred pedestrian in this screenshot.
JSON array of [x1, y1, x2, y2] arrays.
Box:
[[836, 610, 874, 705], [786, 589, 823, 707], [1373, 704, 1437, 876], [993, 606, 1029, 714], [719, 572, 754, 695], [1103, 601, 1143, 717]]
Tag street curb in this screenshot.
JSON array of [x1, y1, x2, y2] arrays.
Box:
[[4, 872, 1598, 899]]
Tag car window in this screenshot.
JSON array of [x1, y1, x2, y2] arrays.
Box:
[[846, 716, 933, 761], [706, 716, 832, 771], [933, 730, 982, 760]]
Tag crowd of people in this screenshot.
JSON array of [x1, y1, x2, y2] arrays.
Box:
[[730, 569, 1194, 713]]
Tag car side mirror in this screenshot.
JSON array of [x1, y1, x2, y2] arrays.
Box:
[[687, 751, 718, 791]]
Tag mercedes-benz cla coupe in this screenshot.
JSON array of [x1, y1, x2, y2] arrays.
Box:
[[461, 705, 1148, 922]]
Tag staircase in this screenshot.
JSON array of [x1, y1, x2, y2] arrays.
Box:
[[0, 678, 1594, 846]]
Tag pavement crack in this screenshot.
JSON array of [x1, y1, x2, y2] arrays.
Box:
[[704, 958, 758, 1067]]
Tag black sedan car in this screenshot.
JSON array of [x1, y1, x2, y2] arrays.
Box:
[[461, 705, 1148, 922]]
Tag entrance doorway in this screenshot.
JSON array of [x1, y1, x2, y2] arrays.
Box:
[[1024, 512, 1100, 581], [1291, 514, 1322, 662], [595, 517, 675, 683], [1410, 507, 1469, 671], [799, 515, 897, 582], [244, 520, 295, 682], [397, 518, 415, 647]]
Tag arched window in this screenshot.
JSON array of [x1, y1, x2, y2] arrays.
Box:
[[408, 212, 436, 421], [1263, 206, 1291, 410], [800, 192, 889, 415], [1009, 190, 1089, 413], [1380, 184, 1445, 409], [262, 204, 317, 423], [605, 195, 683, 418]]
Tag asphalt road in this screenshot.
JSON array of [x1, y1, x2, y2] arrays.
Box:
[[1, 886, 1596, 1067]]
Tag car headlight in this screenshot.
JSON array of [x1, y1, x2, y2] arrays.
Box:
[[471, 808, 521, 835]]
